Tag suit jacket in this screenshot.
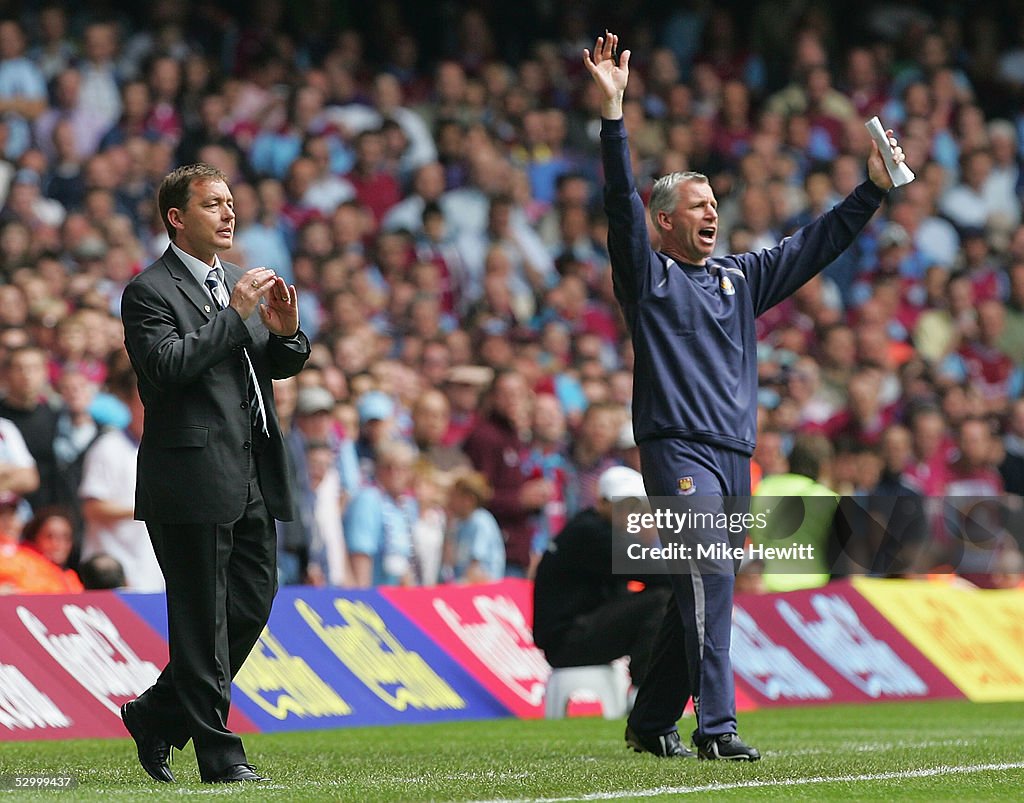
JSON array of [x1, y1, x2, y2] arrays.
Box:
[[121, 247, 310, 524]]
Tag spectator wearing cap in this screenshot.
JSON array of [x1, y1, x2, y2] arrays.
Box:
[[850, 222, 928, 308], [281, 384, 360, 584], [292, 385, 360, 494], [344, 440, 419, 587], [446, 469, 504, 582], [0, 491, 82, 593], [355, 389, 397, 482], [442, 364, 491, 446], [532, 465, 670, 687]]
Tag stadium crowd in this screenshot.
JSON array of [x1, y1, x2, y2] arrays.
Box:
[[1, 0, 1024, 595]]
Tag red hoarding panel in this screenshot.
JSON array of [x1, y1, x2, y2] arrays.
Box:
[[732, 581, 963, 706], [0, 592, 256, 741]]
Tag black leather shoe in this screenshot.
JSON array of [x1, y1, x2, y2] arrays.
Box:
[[204, 764, 270, 783], [625, 724, 697, 758], [696, 732, 761, 761], [120, 701, 175, 783]]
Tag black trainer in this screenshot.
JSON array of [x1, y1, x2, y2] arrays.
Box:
[[625, 725, 697, 758], [696, 732, 761, 761]]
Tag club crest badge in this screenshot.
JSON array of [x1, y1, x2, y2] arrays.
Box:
[[677, 476, 696, 495], [720, 274, 735, 295]]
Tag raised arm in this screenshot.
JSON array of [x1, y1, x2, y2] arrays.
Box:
[[737, 131, 906, 315], [586, 32, 652, 308]]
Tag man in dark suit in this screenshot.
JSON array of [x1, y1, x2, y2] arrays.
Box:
[[119, 163, 309, 784]]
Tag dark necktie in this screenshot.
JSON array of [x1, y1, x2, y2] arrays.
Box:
[[205, 268, 269, 439]]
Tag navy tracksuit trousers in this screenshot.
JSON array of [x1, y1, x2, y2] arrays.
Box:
[[627, 437, 751, 741]]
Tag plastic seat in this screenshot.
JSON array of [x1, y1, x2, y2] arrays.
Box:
[[543, 663, 629, 719]]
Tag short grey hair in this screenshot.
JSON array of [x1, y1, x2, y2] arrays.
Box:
[[648, 171, 709, 227]]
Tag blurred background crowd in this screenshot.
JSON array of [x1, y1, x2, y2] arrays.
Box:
[[2, 0, 1024, 595]]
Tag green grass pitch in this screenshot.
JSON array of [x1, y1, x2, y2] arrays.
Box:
[[1, 700, 1023, 800]]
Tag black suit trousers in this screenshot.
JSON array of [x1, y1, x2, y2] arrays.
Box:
[[133, 457, 277, 780]]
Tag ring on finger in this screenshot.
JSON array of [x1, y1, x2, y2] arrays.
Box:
[[251, 279, 259, 288]]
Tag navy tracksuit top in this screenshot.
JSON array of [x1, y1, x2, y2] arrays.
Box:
[[602, 118, 886, 456]]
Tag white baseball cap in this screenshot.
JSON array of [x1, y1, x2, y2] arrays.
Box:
[[598, 466, 647, 500]]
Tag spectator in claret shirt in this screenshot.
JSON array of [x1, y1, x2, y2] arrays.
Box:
[[522, 392, 572, 563], [942, 417, 1007, 577], [569, 401, 626, 512], [463, 369, 548, 577], [939, 299, 1022, 417], [345, 128, 401, 228], [812, 367, 896, 448]]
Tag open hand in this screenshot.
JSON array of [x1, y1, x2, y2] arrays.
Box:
[[583, 31, 630, 119]]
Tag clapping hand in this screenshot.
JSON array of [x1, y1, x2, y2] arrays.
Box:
[[258, 275, 299, 336]]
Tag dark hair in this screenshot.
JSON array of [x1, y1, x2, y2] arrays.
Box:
[[106, 365, 138, 403], [21, 505, 73, 545], [788, 433, 834, 480], [157, 163, 228, 240], [77, 553, 126, 590]]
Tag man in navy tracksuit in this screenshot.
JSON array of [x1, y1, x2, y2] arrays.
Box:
[[583, 33, 905, 760]]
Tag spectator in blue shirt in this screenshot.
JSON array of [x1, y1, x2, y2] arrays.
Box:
[[344, 440, 418, 587], [447, 469, 505, 583]]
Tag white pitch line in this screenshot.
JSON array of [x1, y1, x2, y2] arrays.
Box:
[[478, 761, 1024, 803]]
